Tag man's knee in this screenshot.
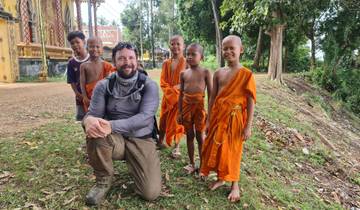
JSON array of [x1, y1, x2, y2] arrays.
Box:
[[140, 184, 161, 201]]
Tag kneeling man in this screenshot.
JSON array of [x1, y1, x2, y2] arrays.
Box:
[[83, 42, 161, 205]]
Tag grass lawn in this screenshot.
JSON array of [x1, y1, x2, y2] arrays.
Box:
[[0, 72, 347, 209]]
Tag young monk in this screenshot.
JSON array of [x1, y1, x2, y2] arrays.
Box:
[[80, 37, 115, 112], [200, 35, 256, 202], [158, 35, 186, 158], [178, 43, 212, 173]]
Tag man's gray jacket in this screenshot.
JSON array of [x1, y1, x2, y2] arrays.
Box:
[[87, 71, 159, 138]]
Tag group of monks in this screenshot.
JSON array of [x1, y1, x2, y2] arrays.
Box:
[[157, 35, 256, 202], [77, 34, 256, 202]]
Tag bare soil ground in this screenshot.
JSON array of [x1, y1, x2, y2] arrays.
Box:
[[0, 82, 74, 138]]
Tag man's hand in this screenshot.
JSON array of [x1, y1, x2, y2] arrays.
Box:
[[243, 125, 252, 141], [99, 118, 112, 137], [84, 116, 108, 138]]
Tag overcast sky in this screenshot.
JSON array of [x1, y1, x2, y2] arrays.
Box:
[[78, 0, 127, 28]]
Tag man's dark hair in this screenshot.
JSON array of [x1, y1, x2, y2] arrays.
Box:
[[67, 31, 85, 42], [112, 42, 138, 60]]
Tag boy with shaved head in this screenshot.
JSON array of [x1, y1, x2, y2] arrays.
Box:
[[200, 35, 256, 202], [158, 35, 186, 158], [80, 37, 115, 112], [178, 43, 212, 173]]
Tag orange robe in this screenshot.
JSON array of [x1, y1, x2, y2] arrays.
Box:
[[84, 61, 115, 112], [160, 57, 186, 146], [200, 67, 256, 182], [181, 92, 206, 132]]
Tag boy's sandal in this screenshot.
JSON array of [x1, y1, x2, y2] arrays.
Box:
[[171, 149, 181, 159]]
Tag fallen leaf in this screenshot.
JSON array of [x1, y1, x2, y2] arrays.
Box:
[[165, 170, 170, 182], [63, 195, 78, 205], [122, 184, 127, 189], [202, 198, 209, 203], [243, 203, 249, 208], [331, 191, 341, 204], [63, 186, 74, 191], [302, 148, 309, 155], [160, 191, 174, 197], [40, 189, 52, 195], [0, 171, 13, 179]]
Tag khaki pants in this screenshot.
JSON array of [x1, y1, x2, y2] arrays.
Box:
[[86, 134, 161, 201]]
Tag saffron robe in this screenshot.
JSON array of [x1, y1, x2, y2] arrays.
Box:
[[200, 67, 256, 181], [83, 61, 115, 112], [159, 57, 186, 146], [181, 92, 206, 132]]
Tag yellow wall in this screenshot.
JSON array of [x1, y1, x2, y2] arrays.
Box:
[[0, 0, 75, 82]]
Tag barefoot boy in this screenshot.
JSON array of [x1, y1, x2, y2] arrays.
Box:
[[178, 43, 212, 173], [80, 37, 115, 112], [158, 35, 186, 158], [200, 35, 256, 202], [66, 31, 89, 121]]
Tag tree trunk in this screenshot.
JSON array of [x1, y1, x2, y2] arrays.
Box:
[[210, 0, 224, 67], [283, 45, 288, 73], [253, 26, 263, 70], [150, 0, 156, 68], [266, 11, 285, 83], [93, 1, 98, 36], [75, 0, 82, 31], [308, 19, 316, 71]]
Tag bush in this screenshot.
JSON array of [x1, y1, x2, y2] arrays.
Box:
[[201, 54, 218, 71], [310, 67, 360, 114]]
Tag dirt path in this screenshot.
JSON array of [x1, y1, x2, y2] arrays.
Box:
[[0, 82, 74, 138]]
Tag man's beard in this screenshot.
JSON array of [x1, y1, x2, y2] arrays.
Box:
[[117, 64, 137, 79]]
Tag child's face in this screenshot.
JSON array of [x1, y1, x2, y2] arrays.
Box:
[[169, 38, 184, 56], [222, 38, 243, 63], [69, 37, 85, 54], [87, 40, 103, 58], [186, 46, 202, 67]]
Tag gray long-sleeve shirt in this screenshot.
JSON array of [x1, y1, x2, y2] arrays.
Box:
[[87, 73, 159, 138]]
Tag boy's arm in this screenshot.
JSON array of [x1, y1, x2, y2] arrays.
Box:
[[243, 96, 255, 140], [67, 62, 81, 97], [80, 63, 87, 99], [178, 72, 185, 124], [207, 71, 218, 120], [205, 69, 213, 106]]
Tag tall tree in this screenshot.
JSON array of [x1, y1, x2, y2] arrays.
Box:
[[222, 0, 307, 83], [210, 0, 224, 66]]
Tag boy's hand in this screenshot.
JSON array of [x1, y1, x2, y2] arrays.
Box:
[[205, 120, 209, 135], [76, 92, 83, 100], [243, 126, 252, 141], [177, 114, 183, 125], [83, 96, 90, 106]]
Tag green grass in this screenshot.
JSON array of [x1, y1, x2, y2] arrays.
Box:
[[0, 73, 347, 209]]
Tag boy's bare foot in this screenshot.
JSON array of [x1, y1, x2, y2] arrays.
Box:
[[227, 183, 240, 202], [183, 164, 196, 174], [171, 148, 181, 159], [209, 180, 225, 191]]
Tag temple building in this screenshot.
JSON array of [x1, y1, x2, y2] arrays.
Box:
[[0, 0, 105, 82]]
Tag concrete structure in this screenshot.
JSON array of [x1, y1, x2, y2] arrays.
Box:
[[83, 25, 122, 47]]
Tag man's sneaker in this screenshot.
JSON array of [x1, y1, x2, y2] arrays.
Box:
[[85, 176, 113, 205]]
